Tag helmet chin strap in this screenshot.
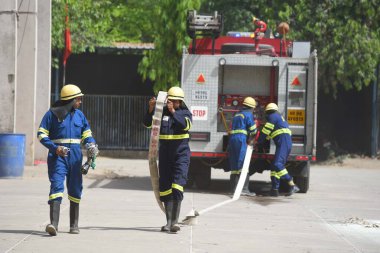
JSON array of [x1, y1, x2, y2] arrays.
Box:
[[51, 99, 76, 122]]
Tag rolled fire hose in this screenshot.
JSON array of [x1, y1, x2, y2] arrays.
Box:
[[148, 91, 167, 213]]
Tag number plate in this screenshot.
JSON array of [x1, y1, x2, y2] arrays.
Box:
[[287, 109, 305, 125]]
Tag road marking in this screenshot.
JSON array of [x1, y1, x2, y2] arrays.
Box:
[[308, 208, 363, 253]]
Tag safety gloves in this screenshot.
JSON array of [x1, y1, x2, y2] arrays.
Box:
[[81, 143, 99, 175]]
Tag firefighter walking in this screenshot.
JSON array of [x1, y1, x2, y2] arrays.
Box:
[[37, 84, 98, 236], [228, 97, 257, 196], [143, 87, 192, 233], [257, 103, 299, 197]]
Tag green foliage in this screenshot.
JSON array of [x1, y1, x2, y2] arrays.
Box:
[[138, 0, 201, 93], [201, 0, 380, 95], [52, 0, 154, 66]]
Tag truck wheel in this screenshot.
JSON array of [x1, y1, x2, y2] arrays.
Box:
[[294, 161, 310, 193], [189, 159, 212, 190], [194, 166, 211, 190]]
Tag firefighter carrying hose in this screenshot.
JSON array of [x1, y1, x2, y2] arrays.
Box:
[[228, 97, 257, 196], [143, 87, 192, 233], [257, 103, 299, 197], [37, 84, 98, 236]]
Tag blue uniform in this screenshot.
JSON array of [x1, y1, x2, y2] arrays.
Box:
[[258, 112, 292, 190], [144, 106, 192, 202], [37, 109, 95, 204], [228, 109, 257, 174]]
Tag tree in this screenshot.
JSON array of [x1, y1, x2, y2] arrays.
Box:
[[51, 0, 154, 63], [138, 0, 201, 93]]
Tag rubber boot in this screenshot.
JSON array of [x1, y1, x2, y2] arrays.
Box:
[[161, 201, 173, 232], [170, 201, 181, 233], [285, 181, 300, 196], [69, 201, 80, 234], [45, 201, 60, 236], [241, 174, 256, 197], [229, 174, 239, 194], [270, 188, 279, 197]]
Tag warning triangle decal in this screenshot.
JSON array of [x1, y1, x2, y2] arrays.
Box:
[[291, 76, 301, 86], [196, 73, 205, 83]]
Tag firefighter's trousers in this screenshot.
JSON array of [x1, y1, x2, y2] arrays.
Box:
[[228, 133, 247, 171], [47, 144, 83, 204], [159, 139, 190, 202], [271, 134, 292, 190]]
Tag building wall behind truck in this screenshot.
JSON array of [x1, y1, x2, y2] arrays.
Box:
[[317, 85, 376, 158], [65, 53, 154, 96]]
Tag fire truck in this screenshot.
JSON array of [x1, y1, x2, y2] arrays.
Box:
[[182, 11, 318, 193]]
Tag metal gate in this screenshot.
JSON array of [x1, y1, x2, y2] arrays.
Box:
[[81, 95, 151, 150]]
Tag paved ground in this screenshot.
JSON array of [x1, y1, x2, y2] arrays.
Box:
[[0, 157, 379, 253]]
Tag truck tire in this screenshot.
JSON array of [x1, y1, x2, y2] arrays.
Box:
[[188, 158, 212, 190], [293, 161, 310, 193]]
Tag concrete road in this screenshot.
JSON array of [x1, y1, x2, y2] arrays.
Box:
[[0, 157, 379, 253]]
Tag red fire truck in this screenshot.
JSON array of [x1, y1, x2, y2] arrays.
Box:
[[182, 11, 317, 193]]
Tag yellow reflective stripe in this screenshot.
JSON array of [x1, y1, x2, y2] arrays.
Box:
[[159, 189, 172, 196], [262, 128, 271, 135], [172, 183, 183, 192], [159, 134, 190, 140], [231, 169, 242, 175], [145, 120, 153, 128], [38, 127, 49, 135], [183, 117, 192, 131], [264, 123, 274, 130], [82, 130, 92, 141], [249, 124, 257, 131], [38, 133, 49, 140], [68, 195, 81, 203], [277, 169, 289, 177], [234, 113, 245, 119], [52, 139, 81, 144], [270, 128, 292, 138], [49, 192, 64, 200], [270, 171, 280, 179], [230, 129, 247, 135]]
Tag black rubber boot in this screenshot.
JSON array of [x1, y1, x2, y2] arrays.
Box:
[[241, 174, 256, 197], [285, 184, 300, 196], [230, 174, 239, 193], [270, 188, 279, 197], [45, 201, 60, 236], [69, 201, 80, 234], [161, 201, 173, 232], [170, 201, 182, 233]]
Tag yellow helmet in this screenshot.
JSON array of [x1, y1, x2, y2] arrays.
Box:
[[265, 103, 279, 111], [60, 84, 84, 101], [243, 97, 256, 108], [167, 86, 185, 101]]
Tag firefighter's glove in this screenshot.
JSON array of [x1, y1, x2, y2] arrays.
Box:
[[86, 143, 99, 157], [86, 143, 99, 169], [56, 146, 70, 157]]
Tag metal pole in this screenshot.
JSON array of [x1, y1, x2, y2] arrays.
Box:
[[370, 64, 379, 158]]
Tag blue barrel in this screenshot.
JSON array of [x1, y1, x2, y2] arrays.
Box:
[[0, 134, 26, 177]]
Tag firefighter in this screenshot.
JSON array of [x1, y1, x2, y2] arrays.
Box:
[[143, 87, 192, 233], [228, 97, 257, 196], [257, 103, 299, 197], [37, 84, 98, 236]]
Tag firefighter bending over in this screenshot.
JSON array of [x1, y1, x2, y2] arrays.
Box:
[[257, 103, 299, 197], [143, 87, 192, 233], [228, 97, 257, 196], [37, 84, 98, 236]]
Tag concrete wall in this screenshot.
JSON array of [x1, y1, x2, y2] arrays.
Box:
[[0, 0, 51, 165], [15, 0, 38, 165], [0, 0, 17, 133], [34, 1, 51, 162]]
